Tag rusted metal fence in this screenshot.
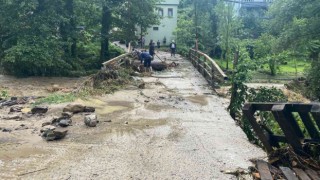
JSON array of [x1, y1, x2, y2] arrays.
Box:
[[189, 49, 227, 85], [243, 103, 320, 154]]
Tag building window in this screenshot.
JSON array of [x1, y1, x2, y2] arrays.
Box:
[[153, 27, 159, 31], [168, 8, 173, 17], [158, 8, 163, 17]]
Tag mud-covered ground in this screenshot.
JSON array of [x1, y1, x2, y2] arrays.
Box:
[[0, 52, 266, 179]]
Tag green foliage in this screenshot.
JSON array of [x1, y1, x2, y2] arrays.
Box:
[[35, 93, 76, 105], [0, 0, 158, 77], [244, 87, 288, 142], [0, 89, 9, 98], [307, 61, 320, 101], [228, 43, 256, 119], [215, 1, 242, 70], [247, 87, 288, 103]]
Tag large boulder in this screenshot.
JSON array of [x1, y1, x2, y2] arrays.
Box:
[[10, 106, 23, 113], [63, 104, 85, 113], [61, 112, 73, 118], [84, 106, 95, 113], [41, 129, 68, 141], [31, 106, 48, 114], [63, 104, 95, 114], [84, 114, 98, 127], [58, 118, 72, 127]]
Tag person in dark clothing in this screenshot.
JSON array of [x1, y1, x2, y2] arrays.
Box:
[[139, 51, 153, 72], [169, 40, 176, 57], [157, 40, 160, 49], [149, 40, 155, 58]]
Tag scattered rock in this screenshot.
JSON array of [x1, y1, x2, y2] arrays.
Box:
[[10, 106, 23, 113], [40, 125, 56, 133], [0, 100, 18, 107], [61, 112, 73, 118], [58, 119, 72, 127], [84, 106, 95, 113], [84, 114, 98, 127], [2, 128, 12, 132], [51, 116, 61, 124], [15, 124, 28, 131], [31, 106, 48, 114], [2, 115, 22, 120], [42, 122, 51, 127], [41, 129, 68, 141], [63, 104, 85, 113], [138, 82, 145, 89], [159, 96, 166, 99]]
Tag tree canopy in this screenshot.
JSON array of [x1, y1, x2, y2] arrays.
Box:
[[0, 0, 160, 76]]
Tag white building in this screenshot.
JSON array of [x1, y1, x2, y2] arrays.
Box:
[[138, 0, 180, 47]]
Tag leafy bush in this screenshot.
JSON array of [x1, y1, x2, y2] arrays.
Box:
[[109, 44, 125, 59], [2, 38, 72, 76], [244, 87, 288, 143], [0, 89, 8, 98], [306, 61, 320, 101], [177, 46, 190, 57]]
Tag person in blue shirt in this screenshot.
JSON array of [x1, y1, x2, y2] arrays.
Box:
[[139, 51, 153, 72]]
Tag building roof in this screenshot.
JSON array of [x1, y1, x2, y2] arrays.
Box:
[[158, 0, 179, 5]]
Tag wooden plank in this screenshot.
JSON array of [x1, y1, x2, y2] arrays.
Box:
[[298, 112, 320, 139], [283, 106, 304, 138], [305, 169, 320, 180], [311, 104, 320, 129], [280, 166, 299, 180], [242, 104, 273, 153], [311, 112, 320, 130], [293, 168, 311, 180], [256, 160, 273, 180], [247, 103, 319, 113], [272, 104, 304, 153]]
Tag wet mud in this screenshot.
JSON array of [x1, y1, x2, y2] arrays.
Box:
[[0, 51, 266, 179]]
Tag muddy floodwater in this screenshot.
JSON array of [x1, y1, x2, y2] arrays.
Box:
[[0, 52, 265, 179]]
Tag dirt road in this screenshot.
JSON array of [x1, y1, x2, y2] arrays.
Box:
[[0, 52, 265, 179]]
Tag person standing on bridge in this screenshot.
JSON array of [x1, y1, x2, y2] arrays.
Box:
[[149, 40, 155, 58], [139, 50, 153, 72], [169, 40, 176, 57], [157, 40, 161, 49]]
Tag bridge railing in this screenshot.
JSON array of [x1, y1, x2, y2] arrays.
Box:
[[243, 102, 320, 154], [102, 53, 131, 69], [189, 49, 227, 85]]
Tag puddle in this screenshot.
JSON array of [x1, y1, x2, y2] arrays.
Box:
[[145, 104, 169, 112], [75, 98, 133, 115], [186, 95, 208, 106], [98, 106, 128, 115]]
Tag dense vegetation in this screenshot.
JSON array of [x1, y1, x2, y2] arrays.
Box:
[[176, 0, 320, 101], [176, 0, 320, 148], [0, 0, 159, 76]]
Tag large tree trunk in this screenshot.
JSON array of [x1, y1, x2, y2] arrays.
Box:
[[67, 0, 77, 58], [60, 0, 77, 59], [100, 5, 111, 62]]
